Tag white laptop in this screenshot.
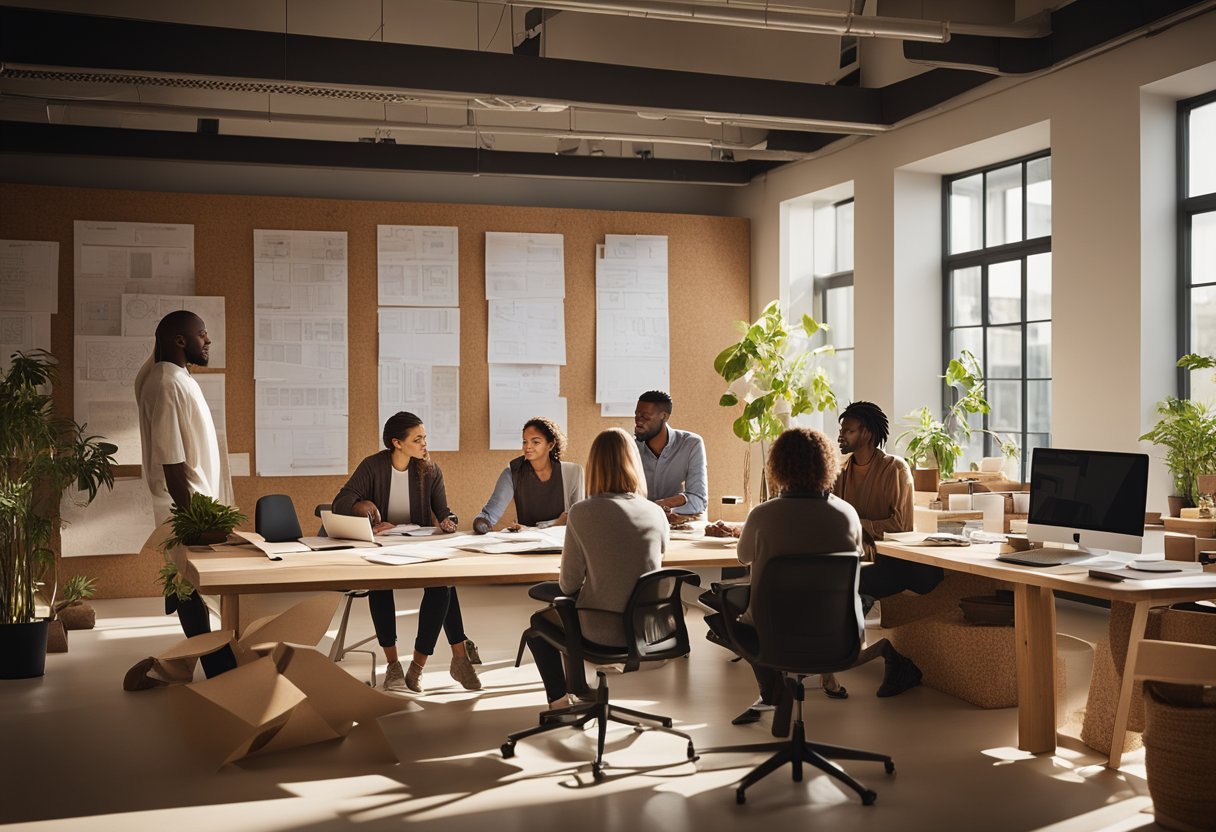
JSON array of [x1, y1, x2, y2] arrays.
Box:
[[311, 511, 379, 548]]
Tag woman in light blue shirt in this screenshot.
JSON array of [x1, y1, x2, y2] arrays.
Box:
[[473, 417, 584, 533]]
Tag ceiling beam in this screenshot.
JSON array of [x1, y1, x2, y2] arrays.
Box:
[[0, 120, 761, 185]]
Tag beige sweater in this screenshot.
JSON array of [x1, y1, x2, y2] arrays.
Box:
[[559, 493, 668, 645], [832, 449, 914, 555], [736, 493, 863, 625]]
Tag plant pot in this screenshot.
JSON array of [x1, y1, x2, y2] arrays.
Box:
[[46, 619, 68, 653], [0, 619, 50, 679], [1167, 495, 1184, 518], [911, 467, 940, 493], [58, 602, 96, 631]]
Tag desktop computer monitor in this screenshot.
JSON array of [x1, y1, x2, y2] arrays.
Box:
[[1027, 448, 1149, 554]]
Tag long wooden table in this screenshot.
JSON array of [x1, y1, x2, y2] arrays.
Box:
[[176, 531, 741, 634], [874, 540, 1216, 768]]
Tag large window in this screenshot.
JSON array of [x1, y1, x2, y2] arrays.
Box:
[[944, 153, 1052, 480], [1180, 91, 1216, 403]]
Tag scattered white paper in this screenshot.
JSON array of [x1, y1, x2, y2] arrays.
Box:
[[255, 379, 349, 476], [377, 307, 460, 366], [487, 299, 566, 365], [596, 235, 669, 403], [0, 313, 51, 373], [60, 475, 157, 556], [377, 225, 459, 307], [490, 396, 568, 451], [378, 362, 460, 452], [73, 335, 154, 465], [0, 240, 59, 313], [121, 294, 227, 368], [73, 221, 194, 336], [485, 232, 565, 299]]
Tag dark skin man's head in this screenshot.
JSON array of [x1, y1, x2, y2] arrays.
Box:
[[155, 311, 211, 368], [838, 415, 876, 456], [634, 401, 670, 442]]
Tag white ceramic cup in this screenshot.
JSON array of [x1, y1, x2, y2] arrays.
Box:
[[948, 493, 972, 511]]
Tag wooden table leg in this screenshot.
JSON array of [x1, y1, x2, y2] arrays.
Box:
[[1108, 601, 1149, 769], [1014, 583, 1058, 753], [220, 594, 240, 636]]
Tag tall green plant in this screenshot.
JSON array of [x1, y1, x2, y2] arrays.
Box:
[[1, 351, 116, 625], [714, 300, 838, 501], [1139, 397, 1216, 507], [895, 350, 992, 480]]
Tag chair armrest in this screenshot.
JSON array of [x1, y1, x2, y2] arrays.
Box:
[[717, 583, 750, 618]]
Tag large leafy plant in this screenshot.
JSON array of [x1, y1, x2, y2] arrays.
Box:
[[1139, 396, 1216, 508], [714, 300, 838, 500], [896, 350, 992, 480], [159, 493, 246, 600], [1, 351, 115, 625]]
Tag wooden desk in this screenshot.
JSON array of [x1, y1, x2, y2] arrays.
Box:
[[875, 540, 1216, 768], [177, 533, 741, 635]]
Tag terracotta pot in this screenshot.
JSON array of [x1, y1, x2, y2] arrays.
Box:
[[911, 467, 940, 493], [58, 602, 96, 631], [1166, 495, 1184, 518]]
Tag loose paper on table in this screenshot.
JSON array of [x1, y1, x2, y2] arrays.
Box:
[[377, 225, 458, 307], [484, 232, 564, 299], [0, 240, 59, 313], [122, 293, 227, 368], [596, 235, 669, 404], [74, 221, 194, 336]]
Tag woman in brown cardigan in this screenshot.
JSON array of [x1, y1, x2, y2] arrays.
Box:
[[332, 411, 480, 694]]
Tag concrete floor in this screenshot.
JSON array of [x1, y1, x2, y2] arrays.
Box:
[[0, 586, 1166, 832]]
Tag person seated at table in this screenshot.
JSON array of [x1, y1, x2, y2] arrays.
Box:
[[703, 427, 922, 725], [634, 390, 708, 525], [472, 417, 584, 533], [332, 411, 481, 694], [523, 427, 668, 709]]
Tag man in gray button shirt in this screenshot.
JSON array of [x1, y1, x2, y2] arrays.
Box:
[[633, 390, 708, 523]]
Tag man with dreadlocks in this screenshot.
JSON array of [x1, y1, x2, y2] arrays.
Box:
[[834, 400, 943, 606]]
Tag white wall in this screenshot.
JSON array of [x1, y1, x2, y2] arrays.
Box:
[[731, 13, 1216, 509]]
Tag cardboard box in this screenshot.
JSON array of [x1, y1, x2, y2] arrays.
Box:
[[1165, 532, 1199, 562], [1163, 517, 1216, 538]]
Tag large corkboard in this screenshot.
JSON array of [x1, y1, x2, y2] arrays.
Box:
[[0, 183, 751, 598]]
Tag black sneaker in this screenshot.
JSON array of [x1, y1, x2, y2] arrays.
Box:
[[877, 655, 923, 697], [731, 708, 764, 725]]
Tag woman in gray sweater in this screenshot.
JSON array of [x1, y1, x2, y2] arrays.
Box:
[[524, 427, 668, 708]]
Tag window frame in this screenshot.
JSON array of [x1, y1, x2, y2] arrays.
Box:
[[813, 199, 855, 407], [1177, 89, 1216, 398], [942, 151, 1052, 480]]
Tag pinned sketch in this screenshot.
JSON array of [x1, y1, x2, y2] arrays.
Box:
[[60, 475, 157, 557], [74, 221, 194, 336], [601, 402, 635, 418], [490, 396, 568, 451], [253, 314, 346, 381], [487, 300, 565, 365], [121, 294, 227, 368], [73, 335, 154, 465], [194, 372, 235, 507], [488, 364, 560, 402], [378, 225, 459, 307], [596, 235, 669, 404], [254, 380, 348, 476], [0, 313, 51, 373], [378, 363, 459, 452], [378, 307, 460, 366], [0, 240, 59, 313], [485, 232, 564, 299], [253, 231, 347, 316]]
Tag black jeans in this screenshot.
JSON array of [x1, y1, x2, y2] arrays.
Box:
[[859, 555, 945, 599], [526, 610, 570, 703], [367, 586, 468, 654], [170, 590, 237, 678]]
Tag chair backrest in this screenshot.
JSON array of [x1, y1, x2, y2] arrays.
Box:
[[255, 494, 303, 542], [314, 503, 332, 535], [621, 568, 701, 671], [748, 552, 864, 674]]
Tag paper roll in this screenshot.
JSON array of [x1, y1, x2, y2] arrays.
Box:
[[973, 493, 1005, 533]]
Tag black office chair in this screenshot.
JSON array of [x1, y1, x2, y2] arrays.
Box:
[[718, 552, 895, 806], [312, 502, 379, 687], [502, 568, 702, 782], [255, 494, 303, 542]]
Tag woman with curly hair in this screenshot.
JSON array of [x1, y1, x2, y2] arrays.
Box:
[[332, 411, 481, 695], [473, 416, 585, 533]]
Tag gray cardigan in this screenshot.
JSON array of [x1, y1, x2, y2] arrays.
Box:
[[474, 458, 584, 529], [559, 493, 668, 645], [331, 451, 455, 526]]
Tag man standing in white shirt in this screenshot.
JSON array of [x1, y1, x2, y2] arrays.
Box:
[[134, 310, 235, 677]]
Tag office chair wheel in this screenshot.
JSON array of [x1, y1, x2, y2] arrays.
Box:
[[884, 760, 895, 774], [861, 790, 877, 806], [501, 742, 515, 759], [735, 788, 746, 805], [592, 762, 605, 782]]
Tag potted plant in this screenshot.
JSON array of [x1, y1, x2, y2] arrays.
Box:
[[714, 300, 838, 503], [896, 350, 992, 484], [158, 493, 246, 605], [1, 351, 115, 679], [54, 575, 98, 631], [1139, 396, 1216, 515]]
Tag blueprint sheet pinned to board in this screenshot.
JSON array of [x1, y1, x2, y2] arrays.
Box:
[[378, 225, 459, 307], [484, 232, 564, 300], [378, 362, 460, 452], [596, 235, 669, 406]]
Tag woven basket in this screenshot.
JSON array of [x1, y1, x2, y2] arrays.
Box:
[[1143, 682, 1216, 832]]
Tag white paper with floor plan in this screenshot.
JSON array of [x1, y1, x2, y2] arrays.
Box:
[[121, 294, 227, 368], [255, 379, 348, 476], [0, 313, 51, 373], [0, 239, 59, 313], [488, 364, 565, 450], [490, 395, 568, 451], [484, 232, 564, 299], [60, 474, 157, 557], [487, 300, 566, 365], [596, 235, 669, 404], [377, 225, 459, 307], [377, 307, 460, 366], [73, 221, 194, 336], [377, 361, 460, 451], [73, 335, 154, 465]]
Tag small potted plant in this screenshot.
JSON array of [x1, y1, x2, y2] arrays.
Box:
[[714, 300, 838, 503], [158, 493, 246, 606], [1139, 396, 1216, 516], [896, 350, 992, 485], [54, 575, 99, 631]]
